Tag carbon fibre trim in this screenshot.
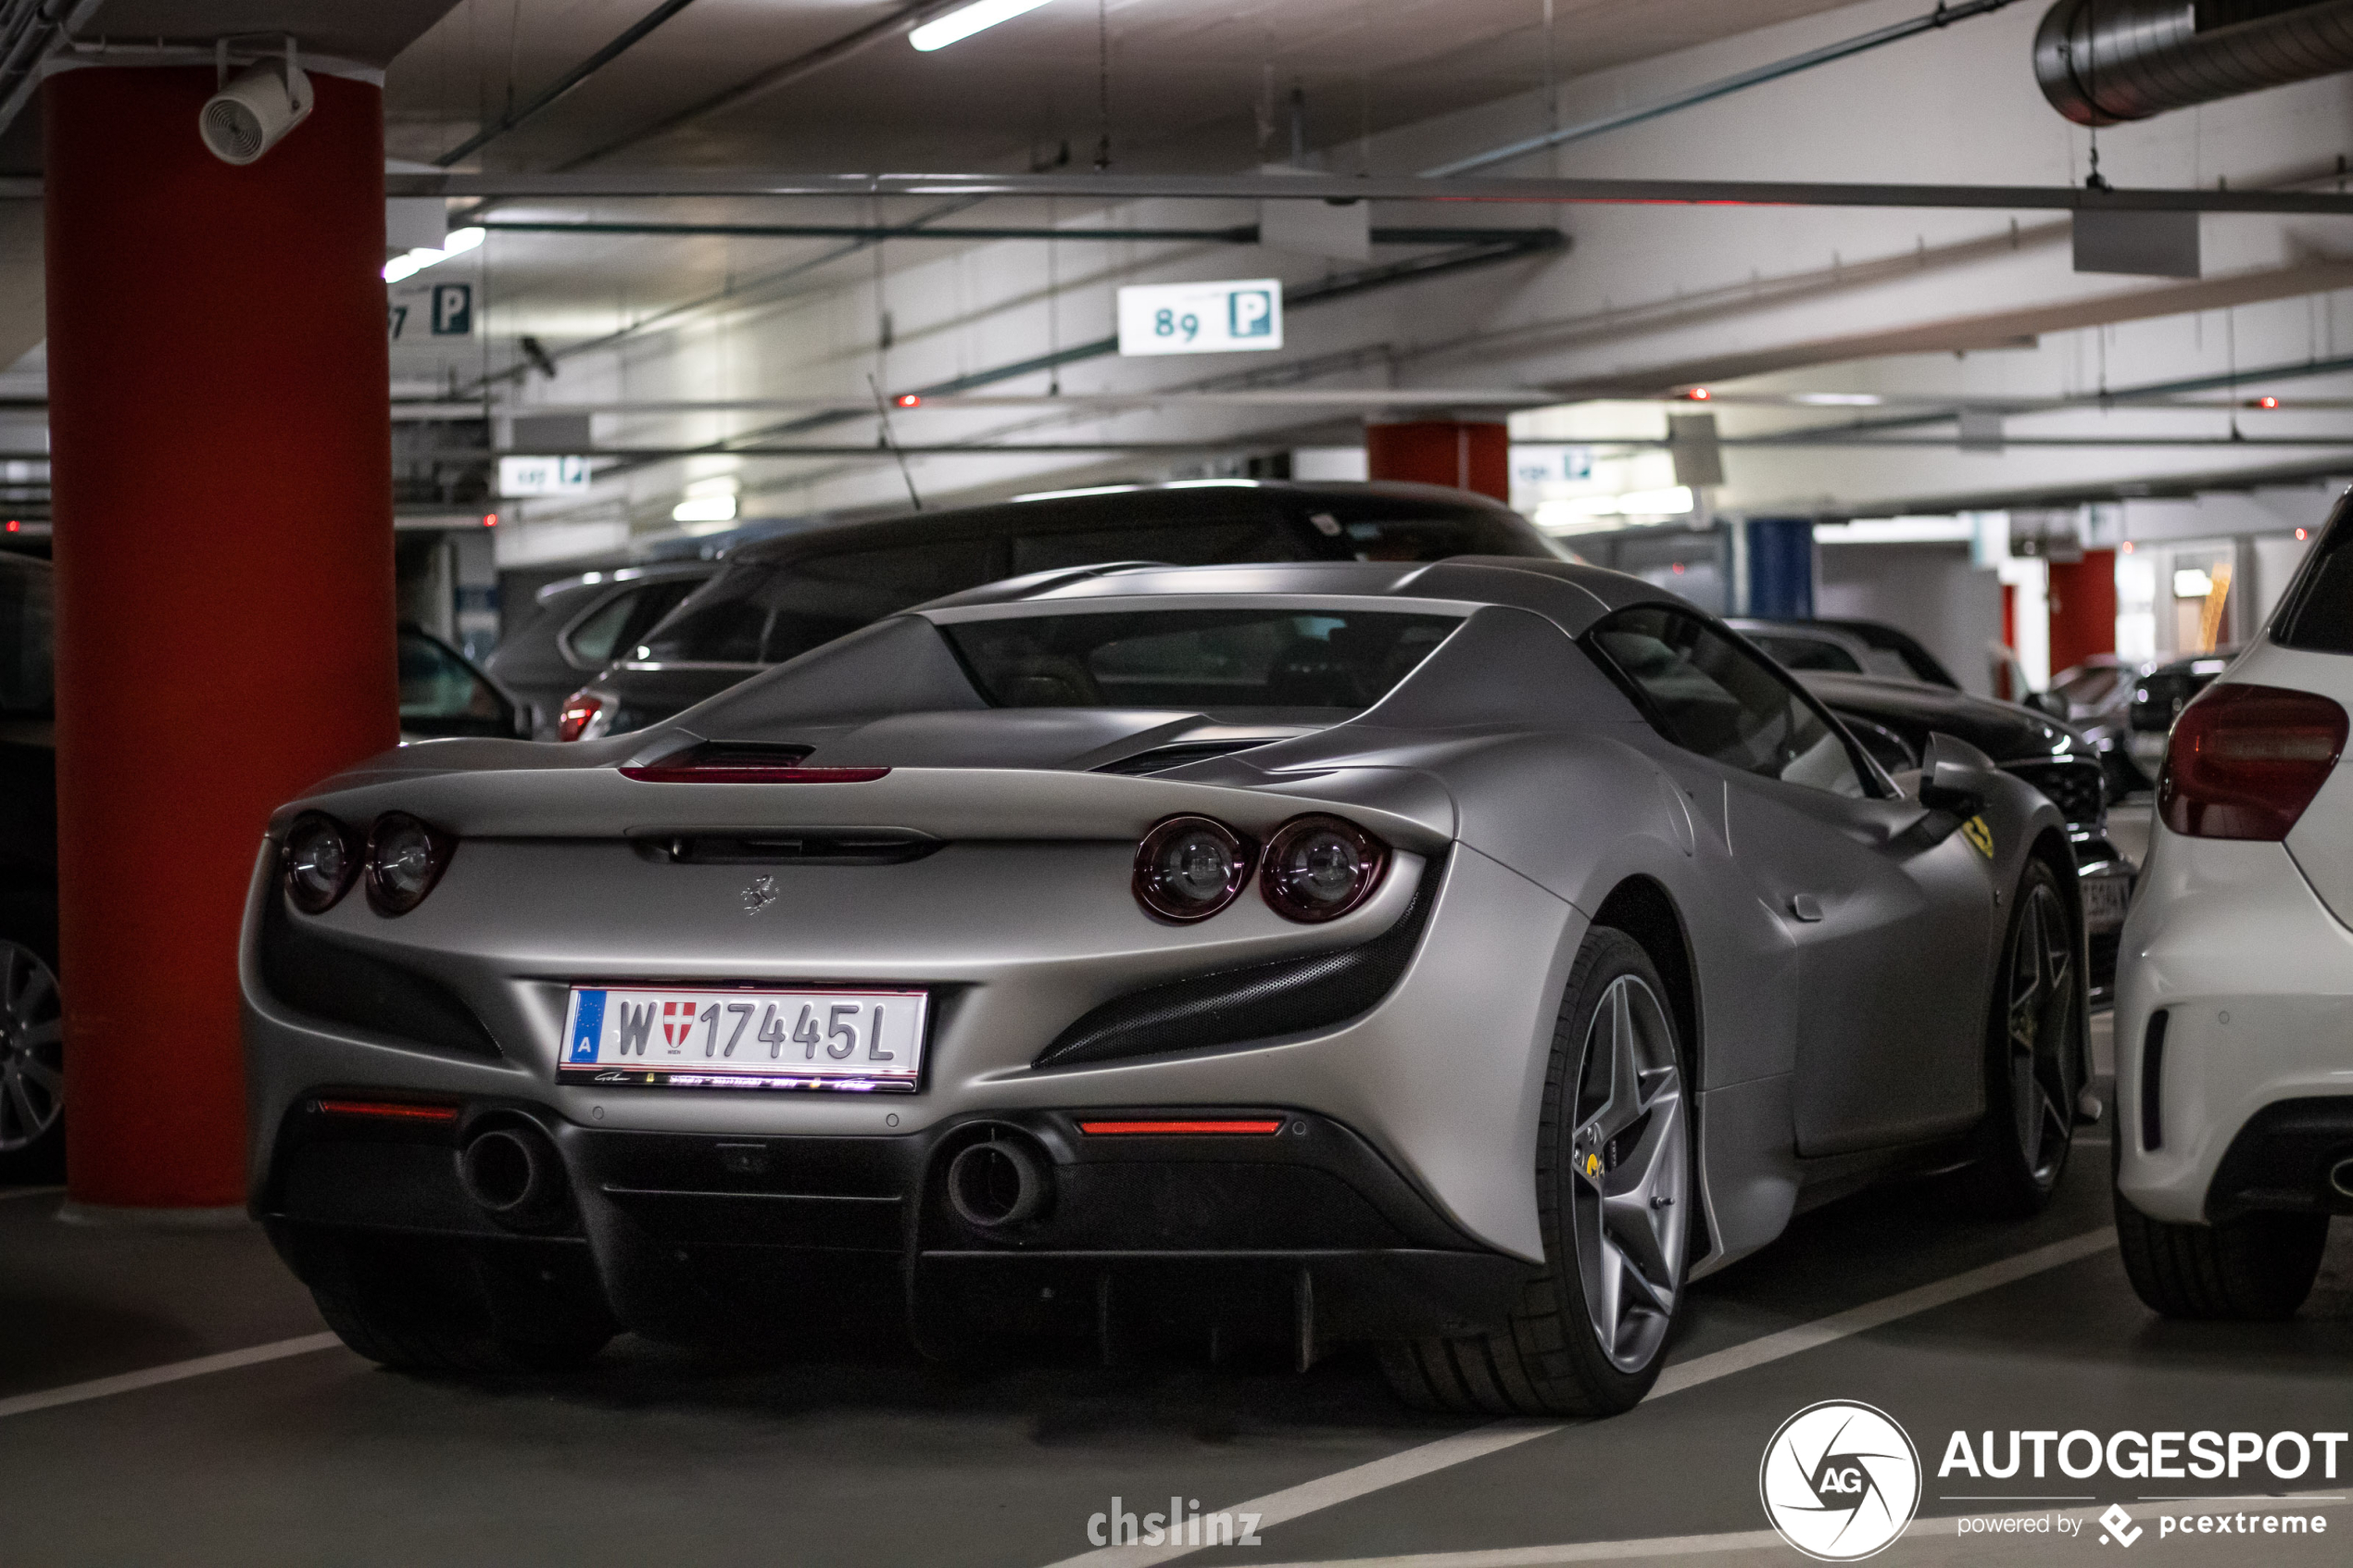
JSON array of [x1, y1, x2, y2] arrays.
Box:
[[1032, 853, 1448, 1071]]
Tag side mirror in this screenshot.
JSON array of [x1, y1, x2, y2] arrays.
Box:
[[1919, 731, 2001, 815], [2027, 690, 2070, 721]]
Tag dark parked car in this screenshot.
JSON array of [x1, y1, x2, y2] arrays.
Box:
[[488, 561, 716, 738], [2129, 647, 2238, 735], [556, 480, 1563, 740], [1729, 617, 1961, 688], [0, 550, 58, 1178], [1800, 669, 2135, 1000], [0, 579, 519, 1177]]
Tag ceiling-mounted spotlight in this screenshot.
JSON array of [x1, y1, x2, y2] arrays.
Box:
[[910, 0, 1055, 53], [200, 39, 313, 165]]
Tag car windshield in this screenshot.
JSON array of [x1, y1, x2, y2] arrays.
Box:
[[939, 608, 1462, 714], [0, 555, 52, 717]]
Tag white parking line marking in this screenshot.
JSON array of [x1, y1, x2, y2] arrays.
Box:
[[1225, 1491, 2352, 1566], [0, 1333, 345, 1422], [1645, 1228, 2117, 1399], [1042, 1228, 2118, 1568]]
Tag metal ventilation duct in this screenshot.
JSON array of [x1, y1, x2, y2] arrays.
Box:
[[2034, 0, 2353, 124]]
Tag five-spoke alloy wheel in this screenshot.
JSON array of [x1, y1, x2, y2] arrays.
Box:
[[1963, 858, 2082, 1215], [1380, 927, 1691, 1415], [0, 939, 64, 1171]]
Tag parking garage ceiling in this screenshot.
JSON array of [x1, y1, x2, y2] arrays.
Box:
[[383, 0, 1869, 173]]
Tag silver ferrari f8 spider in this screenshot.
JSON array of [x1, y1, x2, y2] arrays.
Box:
[[244, 558, 2085, 1414]]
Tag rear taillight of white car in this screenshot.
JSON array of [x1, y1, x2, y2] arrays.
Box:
[[1261, 814, 1390, 922], [557, 689, 610, 742], [1131, 812, 1390, 923], [1133, 816, 1255, 922], [2160, 683, 2348, 841]]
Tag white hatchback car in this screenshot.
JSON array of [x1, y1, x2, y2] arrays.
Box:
[[2114, 508, 2353, 1318]]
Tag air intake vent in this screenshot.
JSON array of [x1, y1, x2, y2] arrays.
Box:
[[1093, 740, 1274, 777]]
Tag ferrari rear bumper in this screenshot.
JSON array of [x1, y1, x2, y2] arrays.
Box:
[[257, 1096, 1538, 1350]]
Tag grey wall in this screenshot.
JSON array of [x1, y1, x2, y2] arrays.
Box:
[[1816, 542, 2004, 697]]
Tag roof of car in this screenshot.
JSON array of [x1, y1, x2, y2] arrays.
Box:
[[722, 479, 1533, 568], [532, 559, 719, 605], [919, 555, 1691, 638]]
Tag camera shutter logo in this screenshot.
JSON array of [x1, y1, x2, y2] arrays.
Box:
[[1758, 1400, 1921, 1562]]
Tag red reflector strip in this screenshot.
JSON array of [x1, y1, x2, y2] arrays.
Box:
[[620, 764, 891, 784], [312, 1098, 460, 1124], [1077, 1119, 1286, 1136]]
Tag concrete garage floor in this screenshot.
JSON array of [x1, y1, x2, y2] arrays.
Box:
[[6, 1062, 2351, 1567]]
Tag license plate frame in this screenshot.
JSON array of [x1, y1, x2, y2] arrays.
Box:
[[2082, 872, 2133, 933], [556, 984, 928, 1093]]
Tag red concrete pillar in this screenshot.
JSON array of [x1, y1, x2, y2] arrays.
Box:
[[44, 67, 396, 1210], [1365, 420, 1509, 502], [2047, 549, 2118, 678]]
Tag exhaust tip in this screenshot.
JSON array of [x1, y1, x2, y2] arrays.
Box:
[[459, 1124, 559, 1217], [2329, 1158, 2353, 1201], [946, 1135, 1052, 1229]]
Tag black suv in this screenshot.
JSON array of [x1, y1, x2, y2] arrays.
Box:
[[556, 480, 1562, 739]]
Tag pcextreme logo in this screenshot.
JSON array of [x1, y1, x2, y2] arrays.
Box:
[[1759, 1401, 1923, 1562]]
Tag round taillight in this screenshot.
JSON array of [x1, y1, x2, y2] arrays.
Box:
[[283, 811, 358, 914], [1133, 816, 1254, 922], [557, 689, 610, 743], [366, 812, 456, 916], [1261, 815, 1388, 922]]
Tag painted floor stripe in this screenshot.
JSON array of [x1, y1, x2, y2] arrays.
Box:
[[1645, 1228, 2117, 1399], [0, 1185, 64, 1203], [0, 1333, 345, 1422], [1226, 1490, 2352, 1567], [1042, 1228, 2118, 1568]]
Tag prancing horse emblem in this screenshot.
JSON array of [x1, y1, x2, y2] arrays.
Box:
[[741, 874, 778, 915]]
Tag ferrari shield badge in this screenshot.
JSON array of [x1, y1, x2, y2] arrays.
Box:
[[1961, 815, 1995, 859]]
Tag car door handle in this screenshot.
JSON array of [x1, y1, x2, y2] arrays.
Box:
[[1789, 894, 1824, 922]]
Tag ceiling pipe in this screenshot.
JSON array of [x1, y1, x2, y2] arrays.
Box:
[[2034, 0, 2353, 125], [1425, 0, 2020, 177], [381, 167, 2353, 214], [476, 220, 1558, 246], [432, 0, 704, 169]]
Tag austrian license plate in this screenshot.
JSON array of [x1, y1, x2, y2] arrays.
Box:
[[2082, 872, 2133, 932], [557, 985, 926, 1092]]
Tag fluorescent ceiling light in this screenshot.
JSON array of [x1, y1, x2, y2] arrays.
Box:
[[382, 225, 485, 283], [673, 494, 737, 525], [911, 0, 1054, 52], [1793, 393, 1882, 407]]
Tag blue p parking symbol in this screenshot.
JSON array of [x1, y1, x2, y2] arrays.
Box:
[[1229, 288, 1274, 338]]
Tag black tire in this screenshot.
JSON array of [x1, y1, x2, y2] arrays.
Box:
[[1958, 858, 2082, 1218], [1380, 928, 1692, 1417], [2115, 1193, 2328, 1321], [0, 935, 65, 1184]]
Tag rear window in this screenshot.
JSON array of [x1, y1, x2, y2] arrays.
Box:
[[0, 557, 52, 716], [1311, 508, 1541, 561], [940, 608, 1460, 713], [2273, 508, 2353, 653], [1010, 518, 1309, 574], [636, 538, 1000, 665]]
